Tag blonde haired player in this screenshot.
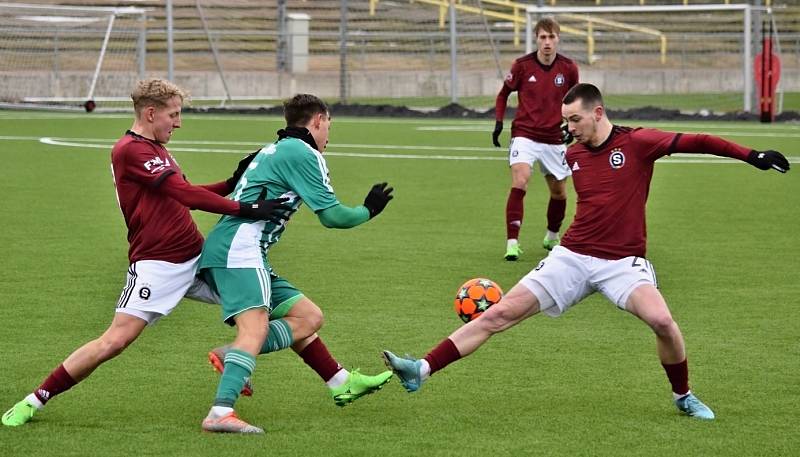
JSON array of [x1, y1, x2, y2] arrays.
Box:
[[2, 79, 289, 427]]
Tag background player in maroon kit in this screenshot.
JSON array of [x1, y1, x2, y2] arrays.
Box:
[[384, 83, 789, 420], [2, 79, 289, 427], [493, 17, 579, 260]]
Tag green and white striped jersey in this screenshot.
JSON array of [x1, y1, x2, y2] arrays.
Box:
[[199, 137, 339, 269]]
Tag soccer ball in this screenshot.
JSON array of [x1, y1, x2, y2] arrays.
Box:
[[453, 278, 503, 323]]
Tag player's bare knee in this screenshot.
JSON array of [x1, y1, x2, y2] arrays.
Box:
[[299, 302, 324, 333], [310, 311, 324, 332], [648, 315, 677, 337], [479, 303, 517, 334]]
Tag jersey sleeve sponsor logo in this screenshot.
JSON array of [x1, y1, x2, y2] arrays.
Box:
[[609, 148, 626, 169], [554, 73, 565, 87], [143, 155, 171, 174], [505, 72, 513, 82]]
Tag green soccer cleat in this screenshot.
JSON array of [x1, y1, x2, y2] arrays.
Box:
[[542, 235, 560, 251], [504, 243, 522, 261], [675, 393, 715, 420], [329, 369, 392, 407], [2, 400, 37, 427], [382, 350, 424, 393]]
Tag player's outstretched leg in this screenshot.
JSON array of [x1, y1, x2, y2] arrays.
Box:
[[1, 399, 38, 427], [382, 350, 425, 393], [674, 392, 715, 420], [202, 410, 264, 434], [209, 347, 253, 397], [329, 370, 393, 407]]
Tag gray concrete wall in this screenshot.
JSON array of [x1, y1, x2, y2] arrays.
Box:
[[2, 68, 798, 102]]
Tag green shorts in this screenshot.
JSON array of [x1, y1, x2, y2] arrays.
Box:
[[201, 267, 304, 325]]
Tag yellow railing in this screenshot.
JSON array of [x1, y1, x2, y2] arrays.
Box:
[[411, 0, 586, 47], [370, 0, 667, 64], [370, 0, 772, 10], [371, 0, 772, 12]]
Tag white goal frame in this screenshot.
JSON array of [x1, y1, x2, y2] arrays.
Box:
[[0, 2, 147, 106], [525, 3, 756, 112]]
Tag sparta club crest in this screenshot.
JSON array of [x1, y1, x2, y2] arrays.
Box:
[[609, 148, 626, 169], [554, 73, 565, 87]]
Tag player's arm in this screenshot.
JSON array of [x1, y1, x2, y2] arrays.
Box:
[[673, 133, 790, 173], [198, 180, 231, 196], [494, 61, 520, 148], [316, 183, 394, 229], [493, 84, 513, 148], [159, 172, 290, 221]]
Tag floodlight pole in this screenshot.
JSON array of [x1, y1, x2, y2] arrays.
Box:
[[744, 5, 752, 113], [339, 0, 348, 104], [449, 0, 458, 104], [137, 11, 147, 80], [166, 0, 174, 81]]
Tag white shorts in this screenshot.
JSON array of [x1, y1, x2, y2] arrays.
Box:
[[518, 245, 658, 317], [508, 136, 571, 181], [115, 255, 219, 324]]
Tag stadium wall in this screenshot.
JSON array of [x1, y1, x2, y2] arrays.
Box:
[[3, 68, 798, 101]]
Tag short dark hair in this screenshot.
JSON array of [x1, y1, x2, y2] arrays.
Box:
[[534, 17, 560, 36], [284, 94, 329, 127], [563, 83, 604, 111]]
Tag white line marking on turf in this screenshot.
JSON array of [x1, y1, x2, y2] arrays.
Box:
[[417, 126, 800, 137], [9, 136, 799, 164]]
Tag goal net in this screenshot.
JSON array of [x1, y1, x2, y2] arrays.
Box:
[[524, 3, 783, 115], [0, 2, 146, 110]]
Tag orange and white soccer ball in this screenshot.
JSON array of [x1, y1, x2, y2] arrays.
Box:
[[453, 278, 503, 323]]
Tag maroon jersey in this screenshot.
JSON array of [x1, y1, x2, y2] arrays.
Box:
[[496, 53, 579, 144], [111, 131, 204, 264], [561, 126, 678, 260]]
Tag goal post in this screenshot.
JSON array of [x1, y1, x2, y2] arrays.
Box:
[[524, 3, 776, 114], [0, 2, 147, 110]]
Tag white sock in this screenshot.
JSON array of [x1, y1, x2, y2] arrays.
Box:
[[673, 390, 691, 401], [507, 239, 518, 248], [325, 369, 350, 389], [24, 393, 43, 410], [420, 359, 431, 381], [209, 406, 233, 418], [546, 230, 559, 241]]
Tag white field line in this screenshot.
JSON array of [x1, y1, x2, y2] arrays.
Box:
[[1, 111, 800, 131], [417, 125, 800, 138], [0, 135, 795, 164]]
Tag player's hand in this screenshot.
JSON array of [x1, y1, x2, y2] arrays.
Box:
[[561, 122, 574, 145], [238, 198, 292, 223], [363, 182, 394, 219], [226, 150, 258, 191], [747, 150, 790, 173], [492, 121, 503, 148]]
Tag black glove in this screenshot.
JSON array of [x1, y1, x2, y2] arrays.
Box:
[[561, 122, 573, 145], [747, 150, 790, 173], [238, 198, 291, 223], [492, 121, 503, 147], [363, 182, 394, 219], [226, 151, 258, 191]]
